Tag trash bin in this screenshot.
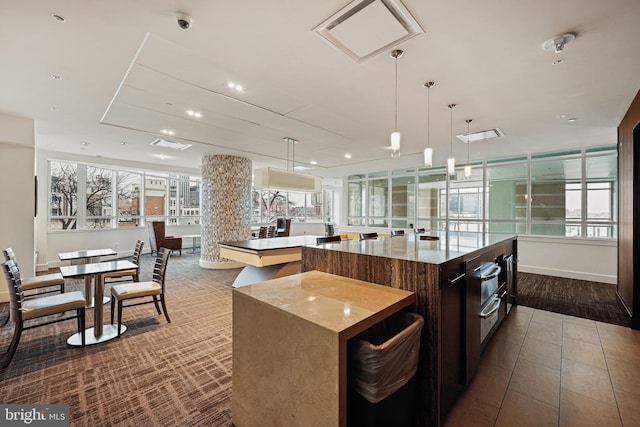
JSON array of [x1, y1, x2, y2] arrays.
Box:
[[347, 311, 424, 427]]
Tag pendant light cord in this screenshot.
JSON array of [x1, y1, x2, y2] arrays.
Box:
[[394, 56, 398, 132], [427, 85, 430, 148]]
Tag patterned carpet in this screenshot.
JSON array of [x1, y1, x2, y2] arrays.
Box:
[[517, 272, 631, 327], [0, 252, 237, 426]]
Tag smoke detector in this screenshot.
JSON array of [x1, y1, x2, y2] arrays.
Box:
[[542, 32, 576, 54]]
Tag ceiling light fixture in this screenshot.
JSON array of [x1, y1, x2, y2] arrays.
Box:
[[50, 74, 62, 80], [447, 104, 456, 175], [309, 160, 318, 165], [185, 110, 202, 118], [389, 49, 403, 158], [253, 138, 322, 192], [464, 119, 472, 179], [227, 81, 245, 92], [542, 32, 576, 54], [161, 129, 175, 136], [423, 81, 435, 168], [568, 118, 577, 122], [345, 153, 352, 159]]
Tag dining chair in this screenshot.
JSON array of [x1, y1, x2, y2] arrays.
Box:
[[110, 247, 171, 337], [316, 236, 342, 244], [103, 240, 144, 284], [276, 218, 291, 237], [267, 225, 276, 238], [258, 226, 268, 238], [359, 232, 378, 240], [414, 228, 426, 234], [2, 248, 65, 326], [390, 230, 405, 237], [1, 259, 86, 368], [325, 223, 336, 237]]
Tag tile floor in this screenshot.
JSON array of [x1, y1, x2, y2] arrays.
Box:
[[444, 305, 640, 426]]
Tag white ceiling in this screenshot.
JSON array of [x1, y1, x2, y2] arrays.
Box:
[[1, 0, 639, 178]]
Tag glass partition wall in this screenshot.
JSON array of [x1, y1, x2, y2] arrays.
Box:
[[344, 145, 618, 238]]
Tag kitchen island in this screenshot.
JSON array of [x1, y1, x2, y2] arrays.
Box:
[[232, 270, 415, 427], [302, 231, 518, 426]]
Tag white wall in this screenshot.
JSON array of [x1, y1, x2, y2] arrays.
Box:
[[0, 114, 35, 302], [518, 235, 617, 284]]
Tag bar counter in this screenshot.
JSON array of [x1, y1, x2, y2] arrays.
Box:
[[302, 231, 518, 426]]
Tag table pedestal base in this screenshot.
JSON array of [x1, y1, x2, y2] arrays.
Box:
[[86, 296, 111, 308], [232, 261, 301, 288], [67, 324, 127, 346]]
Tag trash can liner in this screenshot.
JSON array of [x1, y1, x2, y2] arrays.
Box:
[[348, 312, 424, 404]]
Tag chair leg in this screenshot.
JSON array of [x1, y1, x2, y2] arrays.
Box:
[[117, 301, 123, 337], [160, 294, 171, 323], [3, 320, 23, 368], [152, 296, 161, 314], [110, 295, 115, 325]]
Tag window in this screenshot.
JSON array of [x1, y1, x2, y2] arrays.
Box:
[[343, 145, 617, 239], [85, 166, 113, 229], [117, 171, 141, 227], [50, 161, 78, 230], [48, 161, 202, 231]]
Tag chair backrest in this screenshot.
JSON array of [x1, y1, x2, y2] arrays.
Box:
[[1, 259, 24, 318], [276, 218, 286, 230], [2, 247, 17, 264], [316, 236, 342, 244], [391, 230, 405, 237], [325, 224, 335, 237], [267, 225, 276, 238], [153, 248, 171, 291], [276, 218, 291, 237], [359, 232, 378, 240], [258, 226, 268, 238], [133, 240, 144, 264], [414, 228, 426, 234]]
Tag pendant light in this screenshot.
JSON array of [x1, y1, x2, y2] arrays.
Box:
[[447, 103, 456, 175], [423, 82, 435, 168], [464, 119, 472, 178], [390, 49, 403, 157]]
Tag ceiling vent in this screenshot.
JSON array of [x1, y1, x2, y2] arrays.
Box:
[[149, 138, 192, 150], [313, 0, 424, 63], [456, 128, 505, 143]]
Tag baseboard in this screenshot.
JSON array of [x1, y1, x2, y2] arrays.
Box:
[[519, 264, 616, 284]]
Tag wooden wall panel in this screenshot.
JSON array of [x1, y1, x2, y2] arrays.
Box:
[[618, 89, 640, 329]]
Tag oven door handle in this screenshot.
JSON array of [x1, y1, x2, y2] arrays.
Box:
[[480, 265, 501, 281], [479, 296, 501, 318]]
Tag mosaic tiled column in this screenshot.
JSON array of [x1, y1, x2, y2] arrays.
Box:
[[200, 155, 252, 269]]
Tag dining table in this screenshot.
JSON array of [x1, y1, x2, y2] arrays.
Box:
[[60, 259, 137, 345], [58, 248, 117, 307]]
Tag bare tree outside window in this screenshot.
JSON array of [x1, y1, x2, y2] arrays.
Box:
[[50, 162, 78, 230], [86, 166, 113, 229]]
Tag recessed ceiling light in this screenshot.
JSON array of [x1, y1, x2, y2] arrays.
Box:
[[344, 153, 352, 159], [121, 141, 128, 146], [50, 13, 65, 22], [161, 129, 175, 136], [558, 114, 567, 119], [50, 106, 57, 111], [552, 59, 565, 65], [185, 110, 202, 119], [568, 118, 577, 122], [294, 165, 312, 171], [227, 81, 245, 92], [310, 160, 318, 165], [82, 142, 89, 146], [50, 74, 62, 80]]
